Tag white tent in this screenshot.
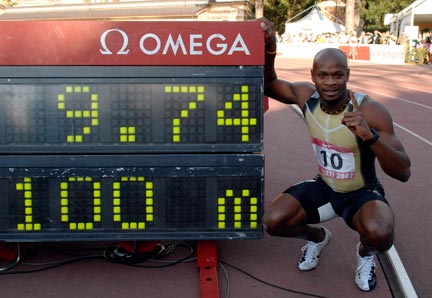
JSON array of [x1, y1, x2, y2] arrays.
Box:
[[389, 0, 432, 36], [285, 6, 345, 35]]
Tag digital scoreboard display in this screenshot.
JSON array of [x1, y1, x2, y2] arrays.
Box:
[[0, 154, 263, 241], [0, 21, 265, 241], [0, 66, 262, 153]]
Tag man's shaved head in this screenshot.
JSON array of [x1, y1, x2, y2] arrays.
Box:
[[313, 48, 349, 71]]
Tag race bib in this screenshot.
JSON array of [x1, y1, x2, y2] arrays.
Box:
[[311, 138, 355, 180]]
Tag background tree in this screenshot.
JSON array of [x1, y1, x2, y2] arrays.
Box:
[[1, 0, 17, 7], [255, 0, 264, 18], [345, 0, 362, 32], [263, 0, 315, 36], [361, 0, 416, 29], [263, 0, 417, 34]]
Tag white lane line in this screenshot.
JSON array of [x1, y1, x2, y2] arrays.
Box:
[[348, 85, 432, 110], [394, 122, 432, 146], [354, 80, 432, 95], [393, 121, 429, 297], [385, 246, 418, 298]]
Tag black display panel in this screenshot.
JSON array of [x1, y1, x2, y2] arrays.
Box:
[[0, 66, 263, 153], [0, 154, 263, 241], [0, 65, 265, 242]]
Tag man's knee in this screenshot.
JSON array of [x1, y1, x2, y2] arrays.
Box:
[[354, 200, 394, 253], [262, 196, 306, 237], [262, 209, 283, 236], [361, 220, 394, 253]]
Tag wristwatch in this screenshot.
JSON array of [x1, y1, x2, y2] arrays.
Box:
[[364, 128, 380, 146]]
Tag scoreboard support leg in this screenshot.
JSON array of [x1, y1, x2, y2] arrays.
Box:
[[0, 242, 19, 261], [197, 240, 219, 298], [0, 243, 21, 271]]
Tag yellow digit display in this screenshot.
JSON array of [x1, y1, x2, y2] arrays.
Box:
[[57, 85, 99, 143], [4, 159, 262, 240], [217, 85, 257, 142], [60, 177, 101, 230], [1, 82, 262, 151], [119, 126, 136, 143], [0, 66, 263, 241], [113, 176, 154, 230], [217, 188, 259, 230], [166, 85, 205, 142], [15, 178, 42, 231]]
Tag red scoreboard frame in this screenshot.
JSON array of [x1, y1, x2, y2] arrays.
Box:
[[0, 21, 265, 242]]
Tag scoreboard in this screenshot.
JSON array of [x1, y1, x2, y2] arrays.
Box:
[[0, 21, 264, 241], [0, 66, 262, 153]]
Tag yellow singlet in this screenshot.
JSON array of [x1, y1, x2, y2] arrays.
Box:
[[302, 91, 377, 193]]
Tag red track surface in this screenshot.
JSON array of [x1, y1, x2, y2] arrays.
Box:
[[0, 58, 430, 298]]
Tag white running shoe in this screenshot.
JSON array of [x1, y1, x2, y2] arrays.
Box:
[[355, 243, 377, 291], [298, 226, 331, 271]]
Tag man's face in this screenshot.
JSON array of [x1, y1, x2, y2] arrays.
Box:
[[311, 57, 350, 102]]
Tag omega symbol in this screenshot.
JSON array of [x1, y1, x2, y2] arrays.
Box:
[[100, 29, 130, 55]]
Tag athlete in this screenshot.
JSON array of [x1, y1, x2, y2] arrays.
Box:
[[259, 18, 411, 291]]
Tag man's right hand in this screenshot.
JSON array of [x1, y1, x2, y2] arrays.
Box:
[[258, 18, 277, 53]]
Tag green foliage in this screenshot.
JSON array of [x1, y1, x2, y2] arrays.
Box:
[[1, 0, 17, 7], [264, 0, 418, 34], [361, 0, 417, 29], [264, 0, 315, 34], [407, 45, 429, 64]]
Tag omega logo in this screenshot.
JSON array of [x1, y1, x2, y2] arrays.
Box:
[[100, 29, 130, 55], [99, 29, 251, 56]]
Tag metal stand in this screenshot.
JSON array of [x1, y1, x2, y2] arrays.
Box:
[[0, 242, 21, 272], [197, 240, 219, 298], [1, 240, 221, 296]]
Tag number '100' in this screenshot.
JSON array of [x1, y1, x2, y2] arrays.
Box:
[[15, 177, 259, 231], [16, 177, 154, 231]]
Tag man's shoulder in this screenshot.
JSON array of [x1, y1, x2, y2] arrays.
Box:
[[359, 96, 393, 126], [352, 92, 367, 106], [293, 82, 316, 106]]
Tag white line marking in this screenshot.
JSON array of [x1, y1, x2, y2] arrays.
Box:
[[394, 122, 432, 146], [386, 246, 418, 298], [346, 85, 432, 109]]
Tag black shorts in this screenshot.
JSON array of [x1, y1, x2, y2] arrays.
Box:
[[284, 175, 389, 230]]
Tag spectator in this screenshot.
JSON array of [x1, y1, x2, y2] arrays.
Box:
[[388, 32, 397, 45], [349, 31, 359, 59], [358, 31, 368, 44], [425, 32, 431, 64], [275, 31, 281, 43], [366, 32, 374, 44], [373, 30, 382, 44], [338, 31, 350, 45], [316, 34, 327, 44], [397, 32, 408, 47]]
